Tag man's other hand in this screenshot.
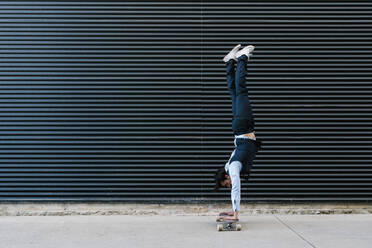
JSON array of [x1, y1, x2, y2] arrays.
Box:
[[219, 211, 234, 216]]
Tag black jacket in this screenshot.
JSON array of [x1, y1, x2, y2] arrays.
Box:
[[229, 138, 262, 178]]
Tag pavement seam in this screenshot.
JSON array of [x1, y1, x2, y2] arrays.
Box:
[[274, 215, 317, 248]]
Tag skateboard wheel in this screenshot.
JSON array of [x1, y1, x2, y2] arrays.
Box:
[[217, 224, 223, 231], [236, 224, 242, 231]]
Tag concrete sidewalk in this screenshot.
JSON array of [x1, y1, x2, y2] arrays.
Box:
[[0, 214, 370, 248]]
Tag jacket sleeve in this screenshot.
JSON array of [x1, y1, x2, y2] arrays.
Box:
[[229, 161, 241, 212]]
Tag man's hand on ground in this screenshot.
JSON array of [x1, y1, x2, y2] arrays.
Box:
[[220, 215, 239, 221]]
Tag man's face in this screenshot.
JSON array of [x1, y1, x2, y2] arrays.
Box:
[[220, 175, 231, 188]]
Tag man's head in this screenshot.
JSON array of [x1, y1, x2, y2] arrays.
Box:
[[214, 167, 232, 191]]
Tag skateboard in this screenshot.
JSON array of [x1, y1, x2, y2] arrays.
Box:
[[216, 214, 241, 231]]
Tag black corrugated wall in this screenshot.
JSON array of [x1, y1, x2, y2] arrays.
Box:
[[1, 1, 371, 202]]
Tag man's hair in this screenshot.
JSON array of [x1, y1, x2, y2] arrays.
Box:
[[213, 166, 228, 191]]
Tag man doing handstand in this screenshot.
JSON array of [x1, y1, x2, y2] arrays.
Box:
[[214, 44, 262, 221]]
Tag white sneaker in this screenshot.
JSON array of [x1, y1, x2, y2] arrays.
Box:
[[235, 45, 255, 60], [223, 44, 241, 62]]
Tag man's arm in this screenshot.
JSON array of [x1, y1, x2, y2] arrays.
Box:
[[229, 161, 241, 220]]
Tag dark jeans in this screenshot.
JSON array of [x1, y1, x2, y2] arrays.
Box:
[[225, 54, 255, 135]]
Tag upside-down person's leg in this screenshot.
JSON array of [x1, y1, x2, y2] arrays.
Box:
[[225, 59, 237, 117], [233, 54, 255, 135]]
